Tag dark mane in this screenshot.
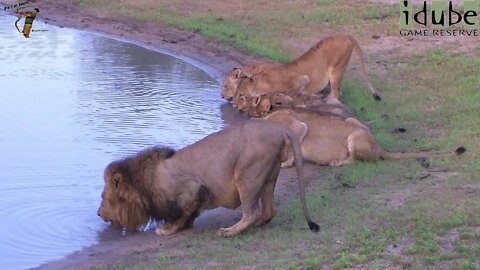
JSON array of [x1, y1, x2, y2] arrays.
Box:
[[103, 146, 176, 230], [119, 146, 175, 187]]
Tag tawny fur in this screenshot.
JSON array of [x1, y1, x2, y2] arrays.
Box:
[[240, 92, 355, 118], [230, 34, 380, 111], [98, 120, 319, 237], [221, 60, 277, 100], [97, 147, 175, 231], [263, 109, 465, 167]]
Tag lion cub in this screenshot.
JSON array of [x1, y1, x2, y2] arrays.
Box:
[[98, 119, 319, 237], [263, 109, 465, 167]]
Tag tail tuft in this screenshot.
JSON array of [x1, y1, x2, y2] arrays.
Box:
[[455, 147, 466, 155], [373, 93, 381, 101], [308, 221, 320, 232], [392, 127, 407, 133]]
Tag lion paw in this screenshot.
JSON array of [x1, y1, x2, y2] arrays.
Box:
[[326, 98, 342, 105], [281, 160, 294, 168], [217, 227, 237, 237], [155, 224, 177, 235]]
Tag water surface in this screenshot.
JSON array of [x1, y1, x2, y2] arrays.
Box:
[[0, 12, 237, 270]]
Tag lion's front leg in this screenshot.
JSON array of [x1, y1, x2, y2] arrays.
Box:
[[155, 183, 207, 236], [155, 215, 192, 235]]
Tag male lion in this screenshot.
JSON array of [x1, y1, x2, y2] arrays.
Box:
[[97, 119, 319, 237], [232, 34, 380, 107], [263, 109, 466, 167]]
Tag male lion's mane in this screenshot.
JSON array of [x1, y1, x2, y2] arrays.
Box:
[[105, 146, 176, 230]]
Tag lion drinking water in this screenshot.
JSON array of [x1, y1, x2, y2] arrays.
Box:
[[236, 91, 355, 118], [97, 119, 319, 237], [224, 34, 380, 109]]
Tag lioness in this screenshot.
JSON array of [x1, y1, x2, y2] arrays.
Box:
[[263, 109, 465, 167], [221, 60, 276, 101], [237, 92, 354, 118], [233, 34, 380, 107], [232, 73, 310, 109], [268, 92, 328, 108], [97, 120, 319, 237]]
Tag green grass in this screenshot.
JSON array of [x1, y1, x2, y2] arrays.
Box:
[[75, 0, 397, 59], [127, 47, 479, 270]]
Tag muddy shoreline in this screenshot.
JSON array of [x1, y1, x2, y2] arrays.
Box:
[[15, 1, 330, 269], [35, 1, 262, 82]]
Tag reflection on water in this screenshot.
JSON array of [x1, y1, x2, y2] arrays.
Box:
[[0, 12, 235, 269]]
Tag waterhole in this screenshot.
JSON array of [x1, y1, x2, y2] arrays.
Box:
[[0, 13, 246, 269]]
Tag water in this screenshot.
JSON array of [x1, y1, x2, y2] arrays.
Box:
[[0, 13, 243, 270]]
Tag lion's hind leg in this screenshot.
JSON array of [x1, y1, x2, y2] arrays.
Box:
[[218, 167, 275, 237], [256, 167, 281, 226], [326, 62, 349, 103], [348, 128, 380, 161], [330, 128, 379, 167], [328, 129, 363, 167], [217, 197, 261, 237]]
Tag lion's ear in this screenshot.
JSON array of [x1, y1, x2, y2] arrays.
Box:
[[260, 96, 272, 112], [233, 68, 242, 78], [235, 95, 246, 109], [112, 173, 123, 189], [252, 95, 262, 107], [273, 93, 293, 106]]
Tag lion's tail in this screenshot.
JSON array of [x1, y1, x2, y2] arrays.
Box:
[[379, 146, 466, 160], [284, 128, 320, 233], [350, 36, 381, 101]]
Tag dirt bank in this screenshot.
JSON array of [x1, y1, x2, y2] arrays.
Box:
[[34, 0, 263, 82]]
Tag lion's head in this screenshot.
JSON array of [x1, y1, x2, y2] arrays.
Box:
[[97, 147, 175, 231], [223, 61, 272, 101], [241, 94, 273, 117], [221, 68, 242, 101]]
